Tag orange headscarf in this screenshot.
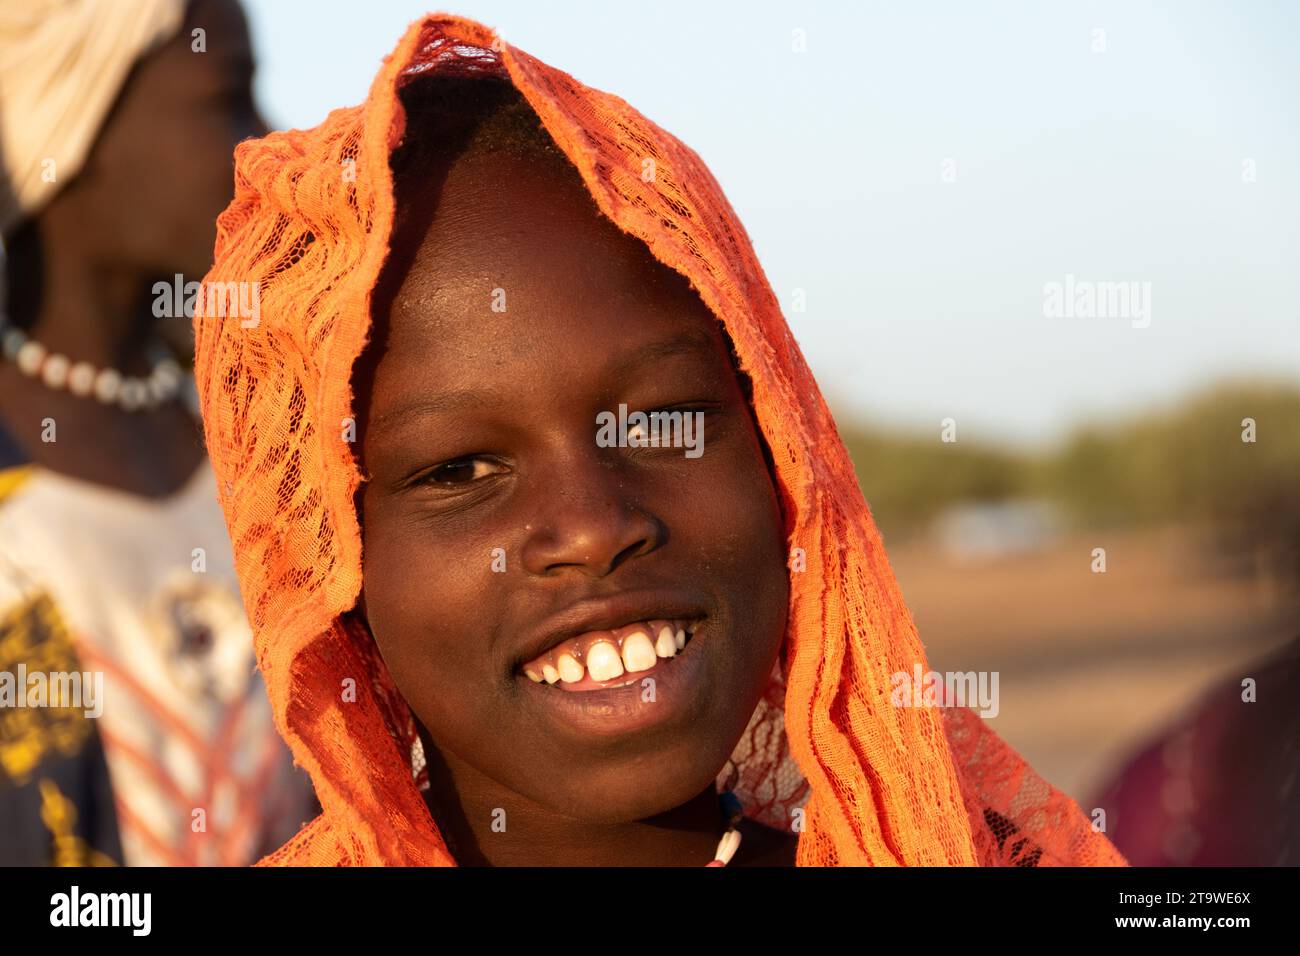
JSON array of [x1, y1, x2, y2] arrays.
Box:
[[193, 12, 1127, 867]]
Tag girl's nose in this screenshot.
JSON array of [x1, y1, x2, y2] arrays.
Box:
[[518, 458, 666, 578]]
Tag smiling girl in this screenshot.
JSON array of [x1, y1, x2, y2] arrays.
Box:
[[193, 13, 1126, 867]]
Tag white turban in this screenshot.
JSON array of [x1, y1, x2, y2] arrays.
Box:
[[0, 0, 187, 235]]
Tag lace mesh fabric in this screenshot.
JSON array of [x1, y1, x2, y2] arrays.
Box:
[[192, 14, 1127, 867]]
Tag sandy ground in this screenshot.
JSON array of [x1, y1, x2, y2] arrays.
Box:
[[886, 523, 1299, 805]]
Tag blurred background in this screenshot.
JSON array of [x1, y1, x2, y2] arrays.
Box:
[[5, 0, 1279, 868], [243, 0, 1299, 860]]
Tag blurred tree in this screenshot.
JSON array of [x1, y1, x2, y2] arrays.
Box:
[[839, 380, 1300, 585]]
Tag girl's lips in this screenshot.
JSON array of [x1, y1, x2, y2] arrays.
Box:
[[519, 617, 700, 691], [518, 620, 711, 738], [523, 619, 700, 692]]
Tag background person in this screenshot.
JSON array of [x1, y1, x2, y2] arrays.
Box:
[[0, 0, 317, 866]]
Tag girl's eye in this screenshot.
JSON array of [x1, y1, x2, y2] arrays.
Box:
[[625, 404, 720, 445], [424, 457, 507, 486]]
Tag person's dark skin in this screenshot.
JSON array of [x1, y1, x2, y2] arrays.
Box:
[[352, 138, 800, 866], [0, 0, 265, 498]]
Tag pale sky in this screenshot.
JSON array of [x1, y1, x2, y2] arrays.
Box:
[[243, 0, 1300, 446]]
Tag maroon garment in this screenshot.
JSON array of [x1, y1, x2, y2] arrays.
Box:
[[1092, 637, 1300, 865]]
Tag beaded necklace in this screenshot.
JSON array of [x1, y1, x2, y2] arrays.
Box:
[[0, 312, 184, 412], [707, 790, 744, 866]]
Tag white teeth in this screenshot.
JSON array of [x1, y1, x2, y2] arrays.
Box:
[[528, 619, 702, 685], [586, 641, 625, 682], [622, 631, 658, 672], [557, 653, 585, 683]]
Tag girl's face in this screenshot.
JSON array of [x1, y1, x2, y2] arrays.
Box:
[[354, 143, 789, 831]]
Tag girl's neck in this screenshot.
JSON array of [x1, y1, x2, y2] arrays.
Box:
[[419, 740, 733, 867]]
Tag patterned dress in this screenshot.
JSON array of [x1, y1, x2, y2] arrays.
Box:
[[0, 441, 318, 866]]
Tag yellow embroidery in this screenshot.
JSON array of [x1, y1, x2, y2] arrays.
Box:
[[0, 592, 92, 784], [38, 778, 117, 867], [0, 465, 33, 506]]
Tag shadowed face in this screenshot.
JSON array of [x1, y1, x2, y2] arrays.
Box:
[[61, 0, 264, 280], [353, 135, 789, 831]]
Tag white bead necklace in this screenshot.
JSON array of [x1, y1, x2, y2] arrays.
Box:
[[0, 313, 184, 412]]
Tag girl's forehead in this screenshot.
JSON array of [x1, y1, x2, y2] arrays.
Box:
[[360, 118, 735, 419], [387, 151, 711, 345], [366, 226, 729, 429], [400, 150, 615, 267], [379, 264, 723, 381]]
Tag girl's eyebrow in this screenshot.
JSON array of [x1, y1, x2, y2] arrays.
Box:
[[608, 326, 719, 381], [371, 389, 496, 429]]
